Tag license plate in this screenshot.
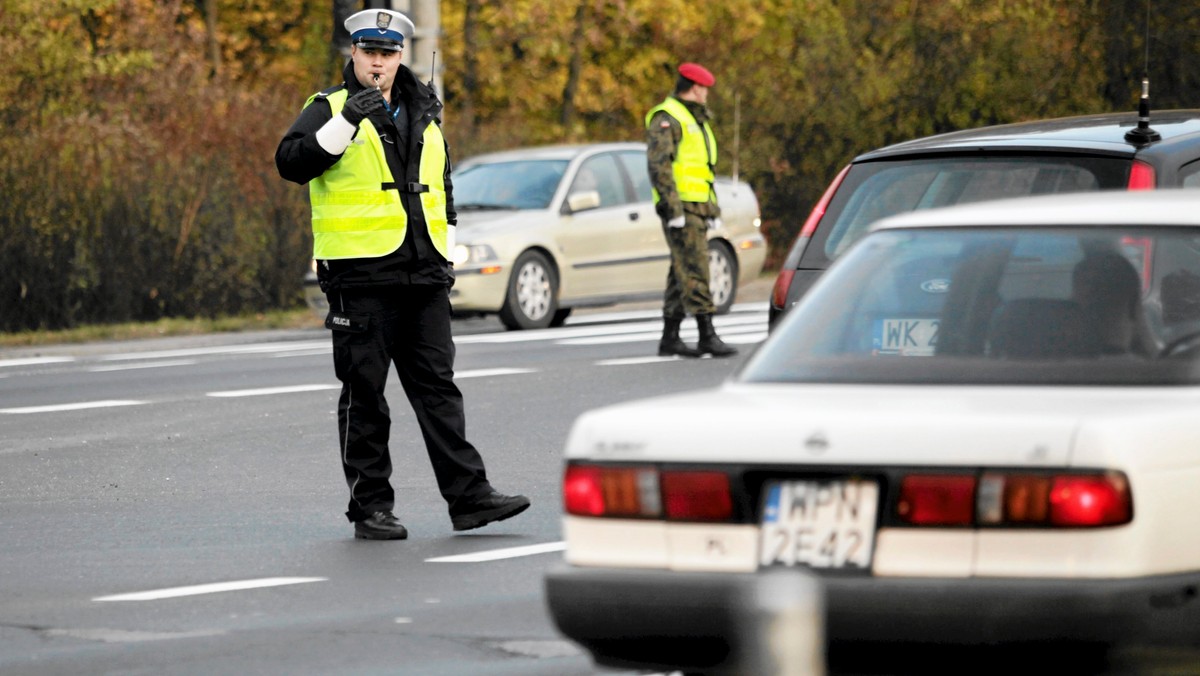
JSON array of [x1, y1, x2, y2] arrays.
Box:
[[759, 479, 879, 569], [873, 318, 939, 356]]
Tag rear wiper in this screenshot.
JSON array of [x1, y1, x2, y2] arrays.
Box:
[[456, 202, 520, 211]]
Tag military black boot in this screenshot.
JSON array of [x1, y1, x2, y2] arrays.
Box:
[[354, 510, 408, 540], [658, 315, 702, 358], [696, 314, 738, 357]]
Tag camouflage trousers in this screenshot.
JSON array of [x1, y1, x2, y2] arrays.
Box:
[[661, 213, 715, 318]]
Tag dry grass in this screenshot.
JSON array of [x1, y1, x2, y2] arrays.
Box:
[[0, 308, 323, 348]]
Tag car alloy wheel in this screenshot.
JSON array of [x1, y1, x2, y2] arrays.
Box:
[[500, 250, 559, 330], [516, 261, 551, 319], [708, 242, 738, 314]]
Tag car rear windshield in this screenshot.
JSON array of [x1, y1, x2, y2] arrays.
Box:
[[745, 226, 1200, 385], [453, 159, 570, 210], [809, 155, 1131, 268]]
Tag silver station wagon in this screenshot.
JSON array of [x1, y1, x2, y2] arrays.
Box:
[[448, 142, 768, 329]]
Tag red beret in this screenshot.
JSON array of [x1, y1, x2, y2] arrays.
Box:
[[678, 62, 715, 87]]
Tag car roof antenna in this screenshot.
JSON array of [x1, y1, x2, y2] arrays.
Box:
[[1125, 0, 1161, 145]]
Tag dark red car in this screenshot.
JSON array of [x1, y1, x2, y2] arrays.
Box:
[[769, 109, 1200, 328]]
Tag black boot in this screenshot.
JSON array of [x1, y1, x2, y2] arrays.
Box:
[[450, 491, 531, 532], [354, 510, 409, 540], [697, 314, 738, 357], [658, 315, 702, 358]]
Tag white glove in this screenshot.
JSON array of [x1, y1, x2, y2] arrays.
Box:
[[667, 216, 686, 228], [706, 217, 723, 230]]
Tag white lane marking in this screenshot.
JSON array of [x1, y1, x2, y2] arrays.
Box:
[[426, 541, 566, 563], [725, 332, 768, 344], [597, 355, 680, 366], [560, 323, 765, 347], [565, 308, 667, 325], [44, 627, 227, 643], [94, 577, 327, 602], [98, 340, 328, 362], [458, 313, 765, 345], [271, 349, 330, 359], [456, 367, 535, 379], [564, 301, 767, 326], [207, 384, 339, 398], [457, 320, 662, 344], [0, 356, 76, 368], [0, 400, 146, 415], [88, 359, 197, 373], [732, 302, 768, 313]]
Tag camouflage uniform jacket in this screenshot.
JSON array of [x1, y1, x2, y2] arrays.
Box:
[[646, 96, 720, 222]]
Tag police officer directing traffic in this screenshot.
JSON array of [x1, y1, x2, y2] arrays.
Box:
[[275, 9, 529, 540], [646, 62, 737, 358]]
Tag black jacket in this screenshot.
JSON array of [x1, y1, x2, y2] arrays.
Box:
[[276, 61, 457, 290]]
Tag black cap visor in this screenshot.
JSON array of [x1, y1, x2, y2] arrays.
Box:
[[354, 38, 402, 52]]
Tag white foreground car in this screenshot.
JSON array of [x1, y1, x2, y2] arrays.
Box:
[[546, 190, 1200, 673]]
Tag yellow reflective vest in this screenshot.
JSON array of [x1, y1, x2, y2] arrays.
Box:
[[644, 97, 717, 203], [304, 88, 451, 260]]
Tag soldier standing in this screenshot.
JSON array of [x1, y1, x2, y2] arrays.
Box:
[[645, 62, 737, 358], [275, 9, 529, 540]]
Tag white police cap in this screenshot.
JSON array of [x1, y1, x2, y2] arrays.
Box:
[[345, 9, 415, 52]]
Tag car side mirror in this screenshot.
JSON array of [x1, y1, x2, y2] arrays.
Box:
[[565, 190, 601, 214]]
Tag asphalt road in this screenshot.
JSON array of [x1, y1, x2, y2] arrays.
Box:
[[4, 279, 1197, 675], [0, 293, 770, 676]]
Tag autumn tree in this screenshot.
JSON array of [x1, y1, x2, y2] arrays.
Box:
[[441, 0, 1113, 267], [0, 0, 324, 331], [1, 0, 1191, 332]]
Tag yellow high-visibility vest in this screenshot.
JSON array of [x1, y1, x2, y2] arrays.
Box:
[[304, 88, 450, 260], [645, 97, 717, 203]]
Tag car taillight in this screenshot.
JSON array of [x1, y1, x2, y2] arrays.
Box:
[[563, 466, 605, 516], [897, 475, 976, 526], [772, 164, 851, 313], [1049, 475, 1132, 527], [974, 472, 1132, 528], [562, 464, 734, 522], [770, 269, 795, 308], [1127, 160, 1155, 190], [980, 474, 1052, 524], [1120, 235, 1154, 293], [661, 471, 733, 521], [799, 164, 851, 238], [563, 465, 659, 517]]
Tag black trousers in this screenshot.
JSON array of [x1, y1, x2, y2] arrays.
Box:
[[326, 284, 491, 522]]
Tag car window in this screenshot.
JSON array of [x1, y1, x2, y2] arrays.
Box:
[[816, 156, 1131, 263], [1181, 160, 1200, 188], [453, 159, 569, 209], [745, 226, 1200, 385], [616, 150, 654, 202], [570, 154, 628, 208]]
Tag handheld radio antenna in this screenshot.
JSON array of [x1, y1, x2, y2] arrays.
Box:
[[428, 50, 437, 94]]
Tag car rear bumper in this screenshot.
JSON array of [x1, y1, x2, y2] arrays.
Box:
[[545, 564, 822, 673], [545, 563, 1200, 670]]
